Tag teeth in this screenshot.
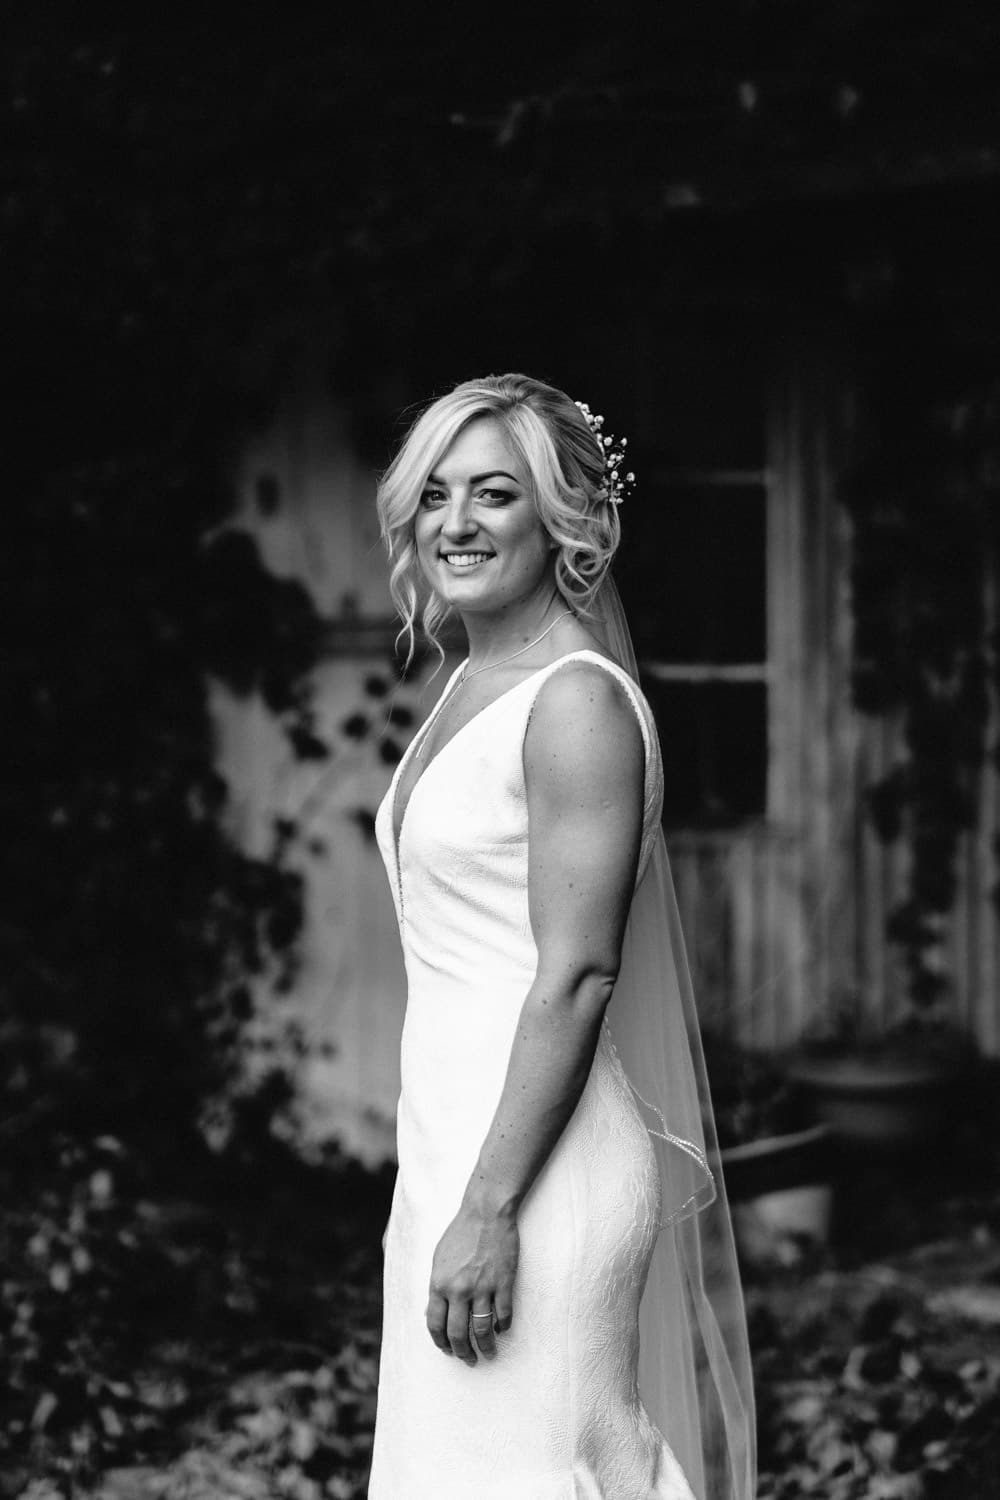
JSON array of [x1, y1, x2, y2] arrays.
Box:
[[443, 553, 491, 568]]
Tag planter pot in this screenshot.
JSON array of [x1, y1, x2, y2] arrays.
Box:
[[786, 1052, 958, 1151], [720, 1124, 833, 1269]]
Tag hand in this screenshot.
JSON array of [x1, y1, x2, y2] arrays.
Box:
[[426, 1196, 518, 1365]]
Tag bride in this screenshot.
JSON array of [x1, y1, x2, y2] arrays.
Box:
[[368, 375, 755, 1499]]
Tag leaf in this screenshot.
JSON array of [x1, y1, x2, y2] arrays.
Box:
[[90, 1168, 115, 1204], [841, 1344, 869, 1390], [928, 1285, 1000, 1323], [49, 1261, 71, 1293], [136, 1375, 190, 1411], [868, 1477, 922, 1499], [785, 1392, 826, 1425], [289, 1419, 318, 1462], [237, 1404, 286, 1444], [17, 1482, 65, 1500], [346, 808, 376, 843], [102, 1378, 134, 1400], [100, 1404, 125, 1438], [31, 1391, 59, 1430], [867, 1428, 898, 1468], [340, 713, 369, 740]]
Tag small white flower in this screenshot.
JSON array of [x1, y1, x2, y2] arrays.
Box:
[[574, 393, 636, 507]]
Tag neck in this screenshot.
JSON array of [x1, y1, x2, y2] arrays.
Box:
[[460, 585, 566, 669]]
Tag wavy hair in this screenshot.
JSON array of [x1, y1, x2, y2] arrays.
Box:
[[376, 373, 622, 665]]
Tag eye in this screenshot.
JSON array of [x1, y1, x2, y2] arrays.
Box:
[[476, 488, 515, 505], [420, 487, 447, 508]]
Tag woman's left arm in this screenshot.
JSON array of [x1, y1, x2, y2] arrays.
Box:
[[425, 664, 644, 1366]]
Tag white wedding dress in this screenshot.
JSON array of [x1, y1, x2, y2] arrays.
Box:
[[369, 651, 696, 1500]]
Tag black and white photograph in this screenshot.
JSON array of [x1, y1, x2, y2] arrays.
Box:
[[5, 5, 1000, 1497]]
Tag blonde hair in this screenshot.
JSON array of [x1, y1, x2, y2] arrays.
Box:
[[376, 373, 621, 665]]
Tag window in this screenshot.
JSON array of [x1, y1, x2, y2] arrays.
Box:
[[617, 307, 768, 827]]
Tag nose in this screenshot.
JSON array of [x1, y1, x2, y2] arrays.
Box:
[[440, 491, 478, 541]]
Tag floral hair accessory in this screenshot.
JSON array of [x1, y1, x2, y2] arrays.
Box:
[[574, 400, 636, 507]]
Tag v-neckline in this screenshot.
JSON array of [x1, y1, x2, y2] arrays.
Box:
[[389, 649, 604, 869]]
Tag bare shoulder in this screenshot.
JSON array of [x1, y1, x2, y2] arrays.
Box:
[[524, 660, 644, 795]]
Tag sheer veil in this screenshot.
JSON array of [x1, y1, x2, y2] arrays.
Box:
[[593, 577, 756, 1500]]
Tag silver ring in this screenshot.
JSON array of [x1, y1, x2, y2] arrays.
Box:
[[470, 1311, 494, 1323]]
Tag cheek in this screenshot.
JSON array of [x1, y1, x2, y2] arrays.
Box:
[[511, 525, 553, 574], [413, 516, 436, 564]]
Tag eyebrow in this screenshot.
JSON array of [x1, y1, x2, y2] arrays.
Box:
[[425, 470, 521, 486]]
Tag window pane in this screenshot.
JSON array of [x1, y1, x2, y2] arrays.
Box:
[[643, 680, 767, 828], [617, 483, 766, 664]]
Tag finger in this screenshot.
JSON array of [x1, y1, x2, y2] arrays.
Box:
[[470, 1298, 498, 1361], [447, 1300, 476, 1364], [494, 1285, 513, 1334], [426, 1290, 452, 1355]]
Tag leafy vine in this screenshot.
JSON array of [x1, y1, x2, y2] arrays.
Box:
[[843, 301, 1000, 1015]]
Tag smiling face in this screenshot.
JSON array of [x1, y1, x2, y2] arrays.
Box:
[[414, 416, 555, 619]]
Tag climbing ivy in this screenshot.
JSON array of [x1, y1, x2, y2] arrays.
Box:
[[844, 291, 1000, 1014]]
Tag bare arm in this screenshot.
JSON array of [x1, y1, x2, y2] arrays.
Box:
[[425, 664, 644, 1364]]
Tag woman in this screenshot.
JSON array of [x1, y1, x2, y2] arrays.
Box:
[[370, 375, 754, 1499]]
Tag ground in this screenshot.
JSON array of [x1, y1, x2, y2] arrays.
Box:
[[4, 1131, 1000, 1500]]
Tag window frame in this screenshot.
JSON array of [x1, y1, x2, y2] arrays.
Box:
[[635, 463, 772, 830]]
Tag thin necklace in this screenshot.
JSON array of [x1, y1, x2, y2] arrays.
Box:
[[461, 609, 573, 683], [414, 609, 572, 760]]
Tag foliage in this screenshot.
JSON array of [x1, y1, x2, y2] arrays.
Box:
[[5, 1114, 1000, 1499], [0, 391, 334, 1144], [1, 235, 334, 1147], [0, 1121, 390, 1498], [843, 290, 1000, 1016], [753, 1277, 1000, 1500]]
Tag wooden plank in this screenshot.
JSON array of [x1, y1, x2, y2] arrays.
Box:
[[668, 843, 717, 1034], [744, 836, 766, 1044], [729, 834, 755, 1045], [883, 718, 910, 1028], [807, 366, 833, 1018], [758, 836, 779, 1047], [764, 352, 811, 1044], [980, 568, 1000, 1053], [821, 388, 856, 1014], [765, 364, 804, 831], [953, 827, 974, 1035], [972, 633, 1000, 1052]]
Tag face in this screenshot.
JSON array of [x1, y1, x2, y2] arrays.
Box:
[[414, 416, 554, 617]]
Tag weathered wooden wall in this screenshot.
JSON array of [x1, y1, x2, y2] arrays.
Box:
[[669, 333, 1000, 1055]]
